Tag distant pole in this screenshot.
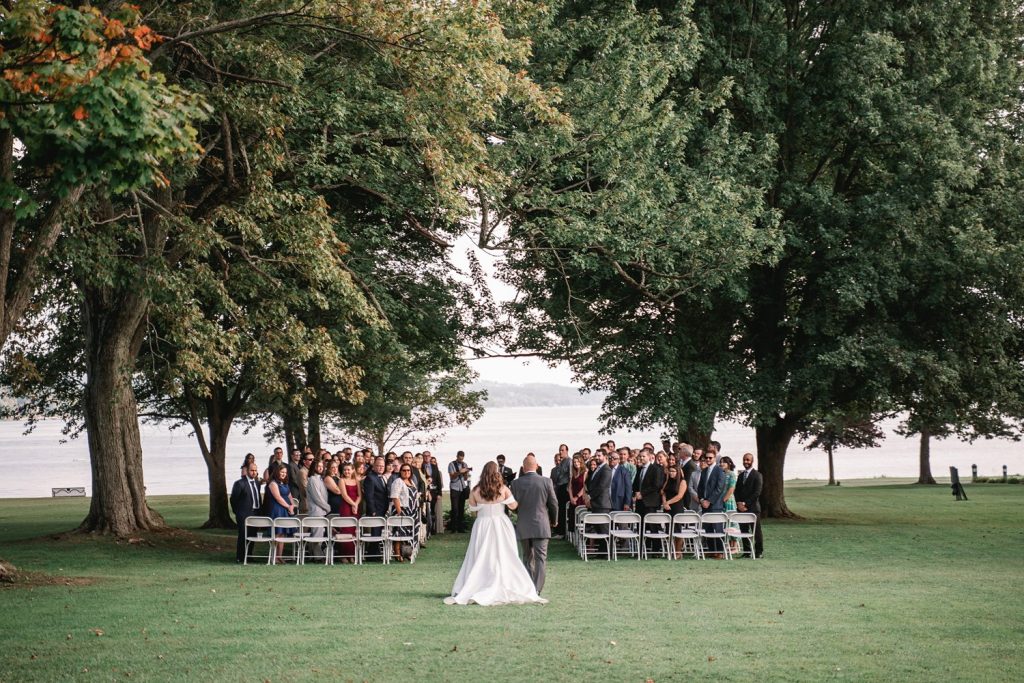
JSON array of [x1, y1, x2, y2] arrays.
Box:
[[1003, 465, 1008, 483], [971, 464, 978, 482]]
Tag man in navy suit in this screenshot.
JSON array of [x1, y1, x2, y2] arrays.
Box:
[[696, 451, 727, 557], [230, 462, 263, 563], [363, 456, 391, 517]]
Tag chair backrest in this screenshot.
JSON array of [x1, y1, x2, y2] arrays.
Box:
[[700, 512, 728, 524], [272, 517, 301, 532], [581, 513, 611, 526], [387, 516, 414, 529], [330, 516, 358, 531], [643, 512, 671, 526], [301, 516, 329, 532], [674, 511, 701, 527], [612, 512, 641, 527], [245, 516, 273, 532], [574, 507, 589, 523], [729, 512, 757, 525], [358, 516, 386, 535]]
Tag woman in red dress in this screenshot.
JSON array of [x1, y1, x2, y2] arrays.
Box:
[[338, 462, 361, 563]]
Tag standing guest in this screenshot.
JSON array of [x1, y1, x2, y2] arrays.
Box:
[[496, 454, 516, 487], [608, 452, 633, 511], [696, 451, 727, 557], [550, 448, 571, 537], [661, 464, 688, 524], [618, 447, 636, 484], [267, 463, 296, 563], [423, 451, 442, 533], [323, 461, 344, 514], [296, 452, 313, 514], [264, 447, 285, 483], [680, 444, 699, 483], [734, 452, 764, 558], [337, 462, 361, 562], [287, 449, 302, 489], [654, 451, 668, 469], [633, 449, 665, 519], [448, 451, 472, 533], [230, 462, 262, 563], [586, 450, 612, 513], [389, 464, 418, 562], [363, 457, 391, 517], [304, 458, 330, 560], [240, 453, 257, 471], [567, 454, 589, 522], [306, 459, 330, 517], [719, 456, 739, 552]]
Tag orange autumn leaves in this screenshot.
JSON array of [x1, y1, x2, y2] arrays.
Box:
[[1, 3, 163, 120]]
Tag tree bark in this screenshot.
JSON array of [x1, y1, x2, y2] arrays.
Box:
[[283, 409, 306, 454], [78, 289, 164, 536], [679, 422, 712, 449], [755, 416, 799, 518], [306, 363, 321, 453], [827, 445, 837, 486], [917, 428, 936, 485]]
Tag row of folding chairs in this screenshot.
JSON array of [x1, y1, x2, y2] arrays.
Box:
[[567, 505, 758, 561], [243, 515, 419, 565]]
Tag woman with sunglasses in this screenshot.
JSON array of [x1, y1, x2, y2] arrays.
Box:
[[389, 464, 419, 562]]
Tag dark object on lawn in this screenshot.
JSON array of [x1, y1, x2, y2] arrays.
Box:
[[950, 467, 968, 501], [0, 559, 17, 583]]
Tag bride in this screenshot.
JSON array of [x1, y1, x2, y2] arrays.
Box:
[[444, 461, 547, 606]]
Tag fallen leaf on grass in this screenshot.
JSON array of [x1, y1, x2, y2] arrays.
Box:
[[450, 645, 457, 652], [778, 610, 785, 615], [91, 628, 104, 636], [30, 654, 37, 660], [66, 634, 72, 640], [609, 640, 617, 646], [708, 656, 717, 662]]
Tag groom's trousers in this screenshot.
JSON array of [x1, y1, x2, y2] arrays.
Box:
[[520, 538, 549, 594]]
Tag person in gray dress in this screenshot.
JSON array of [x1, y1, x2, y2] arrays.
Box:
[[509, 454, 558, 594]]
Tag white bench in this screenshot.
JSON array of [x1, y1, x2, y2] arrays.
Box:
[[52, 487, 86, 497]]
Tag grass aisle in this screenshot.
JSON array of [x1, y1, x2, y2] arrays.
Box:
[[1, 484, 1021, 682]]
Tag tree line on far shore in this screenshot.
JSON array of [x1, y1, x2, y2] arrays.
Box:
[[2, 1, 1023, 535]]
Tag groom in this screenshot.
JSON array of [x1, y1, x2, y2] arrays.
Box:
[[510, 454, 558, 594]]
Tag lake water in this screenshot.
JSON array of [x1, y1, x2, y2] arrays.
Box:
[[5, 406, 1021, 498]]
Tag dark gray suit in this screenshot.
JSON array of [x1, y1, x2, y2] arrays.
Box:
[[587, 463, 612, 513], [510, 471, 558, 593]]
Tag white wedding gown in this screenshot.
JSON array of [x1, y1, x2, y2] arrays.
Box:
[[444, 495, 548, 606]]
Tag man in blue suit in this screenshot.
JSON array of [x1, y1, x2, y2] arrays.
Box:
[[608, 452, 632, 511], [230, 462, 263, 563], [696, 451, 727, 557]]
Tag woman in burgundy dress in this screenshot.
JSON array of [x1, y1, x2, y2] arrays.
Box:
[[567, 453, 589, 527], [337, 462, 361, 563]]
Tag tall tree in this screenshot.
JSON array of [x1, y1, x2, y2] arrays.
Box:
[[798, 415, 884, 486]]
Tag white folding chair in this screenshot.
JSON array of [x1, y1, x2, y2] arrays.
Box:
[[243, 516, 274, 565], [641, 512, 672, 560], [299, 516, 330, 565], [328, 516, 358, 565], [610, 512, 641, 560], [671, 511, 703, 560], [272, 517, 302, 564], [573, 507, 589, 556], [728, 512, 758, 559], [698, 512, 732, 559], [386, 515, 417, 564], [580, 513, 612, 561], [356, 516, 387, 565]]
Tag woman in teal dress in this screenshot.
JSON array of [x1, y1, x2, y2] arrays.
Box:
[[719, 456, 739, 552], [267, 463, 296, 563]]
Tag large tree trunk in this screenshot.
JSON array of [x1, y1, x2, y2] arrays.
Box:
[[306, 362, 321, 453], [827, 445, 837, 486], [679, 422, 713, 449], [283, 409, 307, 454], [78, 290, 164, 536], [917, 428, 936, 485], [185, 385, 237, 529], [755, 416, 799, 518]]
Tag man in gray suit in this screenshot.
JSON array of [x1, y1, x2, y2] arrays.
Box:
[[696, 451, 727, 557], [510, 454, 558, 594]]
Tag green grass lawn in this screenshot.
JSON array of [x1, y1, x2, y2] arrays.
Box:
[[1, 483, 1021, 682]]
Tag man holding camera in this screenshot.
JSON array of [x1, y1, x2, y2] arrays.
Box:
[[448, 450, 472, 533]]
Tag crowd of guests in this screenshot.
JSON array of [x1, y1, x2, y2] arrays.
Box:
[[230, 446, 444, 564], [547, 440, 765, 559], [230, 439, 765, 564]]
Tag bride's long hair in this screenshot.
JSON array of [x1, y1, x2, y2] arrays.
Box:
[[474, 461, 504, 501]]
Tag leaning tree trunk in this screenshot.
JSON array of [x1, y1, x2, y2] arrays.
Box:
[[185, 384, 238, 529], [283, 409, 307, 454], [827, 445, 837, 486], [79, 290, 164, 536], [917, 428, 936, 485], [755, 416, 799, 518]]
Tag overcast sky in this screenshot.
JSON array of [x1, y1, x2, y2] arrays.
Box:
[[453, 233, 578, 386]]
